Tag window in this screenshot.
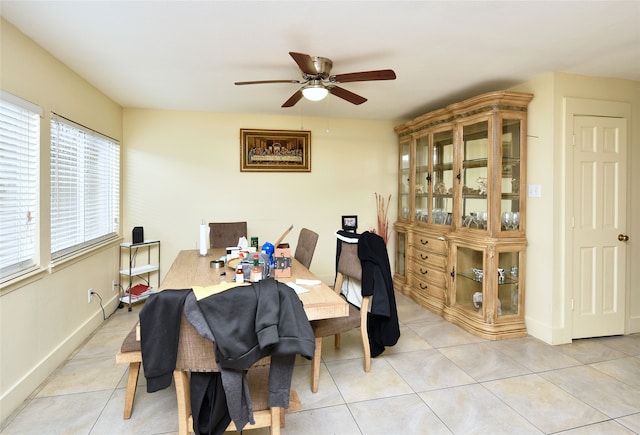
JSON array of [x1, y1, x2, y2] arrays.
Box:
[[0, 92, 41, 282], [50, 114, 120, 261]]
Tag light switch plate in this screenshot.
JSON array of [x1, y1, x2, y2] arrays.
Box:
[[528, 184, 542, 198]]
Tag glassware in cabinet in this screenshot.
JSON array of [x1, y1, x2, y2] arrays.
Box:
[[452, 245, 485, 316], [414, 135, 429, 222], [497, 250, 522, 317], [460, 120, 489, 230], [399, 138, 411, 220], [500, 117, 524, 233], [432, 129, 454, 226]]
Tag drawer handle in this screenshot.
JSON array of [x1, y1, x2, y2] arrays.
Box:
[[420, 253, 428, 260], [420, 282, 428, 290], [420, 268, 428, 275], [421, 239, 429, 245]]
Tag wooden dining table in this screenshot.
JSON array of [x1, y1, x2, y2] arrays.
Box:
[[159, 248, 349, 320], [154, 248, 348, 434]]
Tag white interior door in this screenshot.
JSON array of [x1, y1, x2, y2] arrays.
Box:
[[572, 115, 627, 339]]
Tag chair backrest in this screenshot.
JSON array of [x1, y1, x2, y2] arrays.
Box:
[[209, 222, 247, 248], [174, 313, 280, 434], [333, 242, 362, 292], [337, 242, 362, 280], [294, 228, 319, 269]]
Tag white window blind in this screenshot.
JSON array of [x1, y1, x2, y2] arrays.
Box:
[[50, 114, 120, 261], [0, 92, 41, 282]]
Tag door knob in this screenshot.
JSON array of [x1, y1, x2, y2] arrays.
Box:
[[618, 234, 629, 242]]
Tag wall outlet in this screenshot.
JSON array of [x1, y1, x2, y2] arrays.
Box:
[[88, 288, 94, 303], [112, 280, 117, 292]]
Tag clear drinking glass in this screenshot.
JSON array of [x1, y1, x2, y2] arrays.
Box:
[[502, 212, 513, 230]]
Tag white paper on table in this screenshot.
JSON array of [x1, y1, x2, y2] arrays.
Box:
[[295, 279, 321, 286], [285, 282, 309, 295]]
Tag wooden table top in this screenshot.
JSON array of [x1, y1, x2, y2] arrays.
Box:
[[159, 249, 348, 321]]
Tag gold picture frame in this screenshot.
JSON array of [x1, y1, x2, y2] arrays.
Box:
[[240, 128, 311, 172]]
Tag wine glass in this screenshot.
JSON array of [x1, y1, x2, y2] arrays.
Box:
[[479, 211, 488, 229], [512, 212, 520, 230], [502, 212, 512, 230]]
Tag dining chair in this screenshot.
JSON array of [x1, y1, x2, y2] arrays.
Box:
[[173, 313, 300, 435], [309, 242, 371, 393], [293, 228, 319, 269], [209, 221, 247, 248]]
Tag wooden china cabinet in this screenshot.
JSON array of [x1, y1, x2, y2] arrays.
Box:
[[393, 91, 533, 339]]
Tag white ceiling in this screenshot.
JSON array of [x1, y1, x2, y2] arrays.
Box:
[[1, 1, 639, 121]]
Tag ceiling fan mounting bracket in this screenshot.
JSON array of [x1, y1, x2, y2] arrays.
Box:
[[303, 56, 333, 80]]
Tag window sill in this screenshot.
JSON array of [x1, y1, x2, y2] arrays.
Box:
[[48, 237, 123, 273], [0, 236, 124, 297]]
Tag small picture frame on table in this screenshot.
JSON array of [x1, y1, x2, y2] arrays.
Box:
[[341, 215, 358, 232]]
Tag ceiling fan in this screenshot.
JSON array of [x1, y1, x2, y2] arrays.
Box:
[[234, 52, 396, 108]]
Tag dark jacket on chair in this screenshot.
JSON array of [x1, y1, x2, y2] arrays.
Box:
[[358, 231, 401, 357], [139, 289, 191, 393], [185, 278, 315, 432], [140, 281, 314, 435]]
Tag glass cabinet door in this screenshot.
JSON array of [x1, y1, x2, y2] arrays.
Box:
[[453, 245, 485, 315], [399, 138, 411, 220], [395, 230, 407, 278], [497, 250, 521, 317], [432, 129, 454, 226], [500, 118, 523, 233], [460, 121, 489, 230], [414, 135, 429, 223]]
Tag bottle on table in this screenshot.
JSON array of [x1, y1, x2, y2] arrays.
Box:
[[235, 264, 244, 283], [250, 253, 262, 282]]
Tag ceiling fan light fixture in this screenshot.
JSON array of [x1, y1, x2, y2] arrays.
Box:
[[302, 84, 328, 101]]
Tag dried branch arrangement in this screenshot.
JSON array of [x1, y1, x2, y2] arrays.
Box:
[[375, 192, 391, 244]]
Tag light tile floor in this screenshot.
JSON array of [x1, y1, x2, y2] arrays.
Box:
[[2, 292, 640, 434]]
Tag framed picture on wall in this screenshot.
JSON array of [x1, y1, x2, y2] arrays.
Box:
[[341, 215, 358, 232], [240, 128, 311, 172]]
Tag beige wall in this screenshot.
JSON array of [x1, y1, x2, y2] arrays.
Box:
[[122, 109, 398, 285], [0, 19, 123, 422], [511, 73, 640, 344]]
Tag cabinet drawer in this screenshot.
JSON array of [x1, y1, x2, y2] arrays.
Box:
[[409, 234, 447, 255], [410, 249, 447, 270], [410, 267, 447, 287], [410, 274, 445, 300]]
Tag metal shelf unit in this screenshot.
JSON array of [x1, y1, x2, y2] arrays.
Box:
[[119, 240, 160, 311]]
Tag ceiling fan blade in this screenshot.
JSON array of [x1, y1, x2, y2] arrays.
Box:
[[289, 52, 317, 76], [332, 69, 396, 83], [329, 86, 367, 105], [282, 90, 303, 107], [235, 79, 301, 85]]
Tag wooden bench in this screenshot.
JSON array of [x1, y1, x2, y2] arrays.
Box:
[[115, 325, 141, 419]]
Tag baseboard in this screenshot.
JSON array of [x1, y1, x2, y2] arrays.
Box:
[[524, 316, 572, 345], [0, 296, 118, 425], [628, 315, 640, 335]]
